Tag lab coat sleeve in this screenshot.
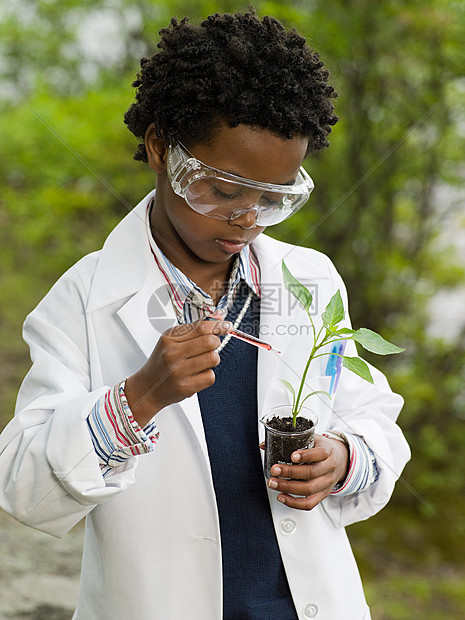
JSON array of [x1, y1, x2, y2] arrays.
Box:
[[0, 256, 139, 538], [320, 257, 411, 528]]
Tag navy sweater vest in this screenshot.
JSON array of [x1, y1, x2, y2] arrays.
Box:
[[197, 283, 298, 619]]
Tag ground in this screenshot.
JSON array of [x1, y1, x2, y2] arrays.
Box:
[[0, 510, 83, 620], [1, 506, 464, 619]]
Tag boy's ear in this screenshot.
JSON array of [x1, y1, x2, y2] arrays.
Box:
[[145, 124, 168, 173]]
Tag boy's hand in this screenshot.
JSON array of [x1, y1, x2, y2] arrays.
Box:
[[125, 319, 232, 427], [264, 435, 349, 511]]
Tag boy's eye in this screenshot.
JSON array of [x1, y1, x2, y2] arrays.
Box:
[[211, 183, 242, 201], [207, 181, 287, 208], [260, 193, 282, 207]]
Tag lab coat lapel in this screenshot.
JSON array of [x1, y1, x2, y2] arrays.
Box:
[[115, 259, 210, 463], [87, 191, 210, 462], [117, 275, 211, 461], [86, 192, 156, 314], [116, 265, 173, 359]]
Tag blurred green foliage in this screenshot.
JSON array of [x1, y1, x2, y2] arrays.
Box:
[[1, 0, 465, 615], [364, 567, 465, 619]]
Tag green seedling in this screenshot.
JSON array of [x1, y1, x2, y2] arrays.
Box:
[[281, 260, 405, 427]]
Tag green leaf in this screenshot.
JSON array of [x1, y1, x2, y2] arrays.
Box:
[[352, 328, 406, 355], [321, 290, 345, 329], [299, 390, 331, 409], [342, 356, 374, 383], [279, 378, 296, 404], [333, 327, 355, 335], [282, 260, 313, 312]]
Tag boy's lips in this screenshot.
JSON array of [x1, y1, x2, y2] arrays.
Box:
[[215, 238, 248, 253]]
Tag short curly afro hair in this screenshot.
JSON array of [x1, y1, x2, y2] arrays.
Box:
[[124, 11, 338, 163]]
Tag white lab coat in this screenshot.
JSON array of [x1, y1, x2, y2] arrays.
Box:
[[0, 190, 410, 620]]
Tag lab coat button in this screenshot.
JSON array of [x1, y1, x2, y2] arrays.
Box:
[[280, 518, 296, 535], [303, 602, 319, 618]]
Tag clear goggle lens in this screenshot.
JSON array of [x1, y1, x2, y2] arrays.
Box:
[[167, 143, 314, 227]]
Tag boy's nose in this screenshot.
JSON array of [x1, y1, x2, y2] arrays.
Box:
[[228, 206, 259, 229]]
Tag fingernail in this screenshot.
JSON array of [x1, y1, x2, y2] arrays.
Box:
[[292, 452, 301, 462], [277, 496, 286, 504], [268, 479, 278, 490], [271, 466, 282, 476]]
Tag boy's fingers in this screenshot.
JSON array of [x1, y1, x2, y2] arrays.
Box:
[[276, 491, 328, 511], [181, 350, 221, 374], [269, 462, 319, 481], [267, 448, 328, 479], [168, 319, 232, 342], [268, 474, 332, 497], [290, 443, 329, 464], [180, 369, 217, 396], [177, 334, 224, 359]]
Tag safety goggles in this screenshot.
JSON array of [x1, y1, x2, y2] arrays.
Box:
[[166, 142, 314, 227]]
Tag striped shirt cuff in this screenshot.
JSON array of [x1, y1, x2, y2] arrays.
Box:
[[87, 381, 159, 475], [323, 431, 379, 496]]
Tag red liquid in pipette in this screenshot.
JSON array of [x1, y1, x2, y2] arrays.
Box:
[[229, 330, 272, 350], [206, 316, 280, 353], [228, 328, 280, 354]]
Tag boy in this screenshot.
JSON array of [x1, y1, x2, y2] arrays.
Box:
[[0, 12, 410, 619]]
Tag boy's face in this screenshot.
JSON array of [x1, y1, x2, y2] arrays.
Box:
[[150, 123, 308, 283]]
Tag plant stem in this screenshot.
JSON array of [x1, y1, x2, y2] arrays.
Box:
[[292, 321, 325, 424], [292, 343, 318, 424], [311, 337, 353, 360]]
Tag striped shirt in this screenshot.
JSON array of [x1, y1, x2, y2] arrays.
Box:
[[87, 199, 378, 493], [323, 430, 378, 494], [87, 382, 159, 476]]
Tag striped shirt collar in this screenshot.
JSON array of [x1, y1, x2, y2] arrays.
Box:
[[145, 198, 261, 324]]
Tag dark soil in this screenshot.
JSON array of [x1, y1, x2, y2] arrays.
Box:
[[265, 416, 314, 433]]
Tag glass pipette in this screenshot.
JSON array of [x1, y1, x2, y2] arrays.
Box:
[[207, 317, 281, 354]]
